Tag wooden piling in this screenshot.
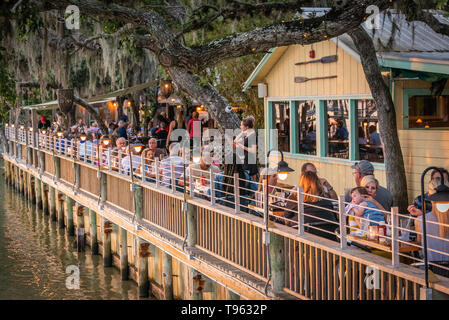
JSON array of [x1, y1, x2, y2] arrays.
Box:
[[138, 240, 150, 297], [26, 146, 32, 166], [76, 204, 85, 252], [100, 172, 107, 204], [66, 196, 75, 236], [74, 163, 80, 190], [5, 161, 10, 185], [19, 169, 24, 195], [103, 220, 112, 267], [41, 182, 49, 215], [57, 193, 65, 229], [269, 232, 286, 294], [35, 177, 42, 209], [120, 227, 128, 280], [38, 150, 45, 172], [90, 209, 99, 255], [134, 185, 143, 220], [54, 156, 60, 180], [163, 252, 173, 300], [187, 203, 197, 247], [29, 175, 36, 204], [191, 268, 203, 300], [49, 186, 57, 221]]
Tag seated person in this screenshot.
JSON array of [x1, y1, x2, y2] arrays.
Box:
[[300, 162, 337, 200], [160, 143, 185, 189], [346, 187, 385, 236], [106, 137, 127, 168], [287, 171, 338, 241], [178, 153, 220, 187], [414, 178, 449, 277], [144, 138, 166, 160], [121, 146, 143, 175], [252, 169, 287, 218]]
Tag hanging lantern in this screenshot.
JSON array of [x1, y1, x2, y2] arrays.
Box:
[[113, 101, 118, 108], [160, 80, 173, 99], [176, 105, 182, 110], [416, 118, 423, 124], [127, 100, 132, 107]]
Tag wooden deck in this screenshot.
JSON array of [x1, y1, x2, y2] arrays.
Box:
[[4, 129, 449, 300]]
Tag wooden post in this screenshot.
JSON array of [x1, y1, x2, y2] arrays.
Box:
[[90, 209, 99, 255], [76, 204, 85, 252], [269, 232, 285, 293], [41, 182, 49, 215], [27, 146, 32, 166], [54, 156, 60, 180], [29, 175, 36, 205], [100, 172, 107, 204], [19, 169, 24, 195], [339, 195, 347, 249], [163, 252, 173, 300], [120, 227, 128, 280], [138, 240, 150, 297], [35, 177, 42, 209], [5, 161, 10, 185], [66, 196, 75, 236], [391, 207, 399, 267], [74, 163, 80, 190], [103, 220, 112, 266], [134, 185, 143, 220], [191, 268, 203, 300], [49, 186, 57, 221], [234, 172, 240, 214], [187, 203, 197, 247], [38, 151, 45, 172], [228, 290, 240, 300], [57, 192, 65, 229]]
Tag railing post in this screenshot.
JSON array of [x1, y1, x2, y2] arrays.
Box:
[[210, 168, 215, 206], [234, 172, 240, 214], [100, 172, 107, 205], [155, 158, 160, 187], [141, 152, 145, 183], [189, 165, 194, 198], [187, 203, 197, 247], [391, 207, 399, 267], [170, 161, 176, 193], [269, 232, 286, 294], [339, 195, 347, 249], [118, 149, 122, 174], [297, 186, 304, 235]]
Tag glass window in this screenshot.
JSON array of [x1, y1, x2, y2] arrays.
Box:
[[326, 100, 350, 159], [409, 95, 449, 129], [296, 100, 316, 155], [357, 99, 384, 163], [271, 101, 290, 153]]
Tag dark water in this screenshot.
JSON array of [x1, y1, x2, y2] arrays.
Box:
[[0, 165, 149, 300]]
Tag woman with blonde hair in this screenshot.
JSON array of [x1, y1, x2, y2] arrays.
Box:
[[360, 175, 388, 219], [287, 171, 338, 241]]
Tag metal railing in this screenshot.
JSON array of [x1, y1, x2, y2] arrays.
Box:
[[6, 127, 449, 299]]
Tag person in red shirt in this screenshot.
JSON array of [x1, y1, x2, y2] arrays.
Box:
[[188, 111, 201, 149]]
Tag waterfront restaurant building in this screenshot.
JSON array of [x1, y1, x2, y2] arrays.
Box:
[[243, 9, 449, 202]]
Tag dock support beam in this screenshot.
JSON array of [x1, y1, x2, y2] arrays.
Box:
[[66, 196, 75, 236], [269, 232, 286, 294], [54, 157, 60, 180], [29, 175, 36, 205], [138, 241, 150, 297], [38, 151, 45, 172], [191, 268, 203, 300], [41, 182, 49, 215], [57, 193, 65, 229], [103, 220, 112, 267], [120, 228, 128, 280], [26, 146, 32, 166], [49, 186, 57, 221], [76, 204, 85, 252], [19, 169, 24, 195], [163, 252, 173, 300], [187, 203, 197, 247], [35, 177, 42, 209], [90, 209, 99, 255]]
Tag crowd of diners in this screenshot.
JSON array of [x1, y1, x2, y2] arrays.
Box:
[[32, 111, 449, 277]]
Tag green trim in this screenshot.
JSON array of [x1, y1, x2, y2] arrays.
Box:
[[318, 100, 328, 157], [268, 101, 274, 149], [290, 100, 298, 154], [403, 88, 449, 129], [349, 100, 358, 161], [242, 48, 277, 91], [379, 58, 449, 75]]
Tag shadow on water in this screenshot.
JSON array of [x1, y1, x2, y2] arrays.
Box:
[[0, 164, 152, 300]]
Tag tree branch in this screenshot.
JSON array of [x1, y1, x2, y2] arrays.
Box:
[[412, 10, 449, 37], [73, 96, 108, 134]]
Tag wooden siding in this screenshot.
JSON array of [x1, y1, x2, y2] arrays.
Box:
[[196, 206, 268, 281], [60, 158, 75, 185], [106, 175, 133, 212], [264, 41, 370, 98], [143, 189, 185, 239], [45, 153, 54, 176], [79, 165, 100, 195]]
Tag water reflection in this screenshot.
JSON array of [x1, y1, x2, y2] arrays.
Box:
[[0, 167, 150, 300]]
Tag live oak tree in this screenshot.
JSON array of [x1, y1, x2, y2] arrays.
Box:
[[2, 0, 449, 212]]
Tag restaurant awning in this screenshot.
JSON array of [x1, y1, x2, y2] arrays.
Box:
[[21, 79, 159, 111]]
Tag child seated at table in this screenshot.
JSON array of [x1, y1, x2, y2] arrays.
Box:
[[346, 187, 385, 236]]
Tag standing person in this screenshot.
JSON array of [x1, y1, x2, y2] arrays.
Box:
[[234, 116, 258, 181], [117, 120, 127, 139], [301, 162, 337, 200], [188, 111, 201, 149], [38, 115, 51, 130], [155, 121, 169, 149], [166, 120, 178, 150], [76, 118, 86, 134], [345, 160, 393, 212]]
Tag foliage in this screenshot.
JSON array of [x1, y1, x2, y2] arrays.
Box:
[[69, 59, 90, 90], [15, 3, 43, 41], [0, 47, 17, 123]]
